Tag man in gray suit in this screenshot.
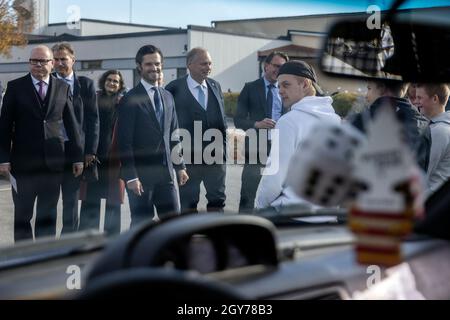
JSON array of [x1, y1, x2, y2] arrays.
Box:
[[117, 45, 188, 227], [234, 51, 289, 211], [166, 48, 228, 213]]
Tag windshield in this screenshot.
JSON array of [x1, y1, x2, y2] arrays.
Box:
[[0, 0, 449, 254]]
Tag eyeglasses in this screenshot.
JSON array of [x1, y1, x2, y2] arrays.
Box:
[[29, 59, 52, 66]]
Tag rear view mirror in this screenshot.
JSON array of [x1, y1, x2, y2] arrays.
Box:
[[320, 18, 450, 83]]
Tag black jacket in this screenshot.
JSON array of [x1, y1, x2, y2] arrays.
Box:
[[234, 78, 267, 131], [0, 74, 83, 173], [166, 76, 228, 163], [53, 73, 99, 156], [350, 96, 431, 171], [117, 83, 185, 183]]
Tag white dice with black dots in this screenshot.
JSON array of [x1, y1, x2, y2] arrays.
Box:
[[286, 121, 367, 207]]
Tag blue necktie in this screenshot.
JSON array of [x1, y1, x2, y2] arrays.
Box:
[[152, 87, 163, 128], [266, 84, 274, 118], [197, 85, 206, 110], [64, 78, 73, 94]]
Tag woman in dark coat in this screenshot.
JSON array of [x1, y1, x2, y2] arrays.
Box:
[[79, 70, 126, 235]]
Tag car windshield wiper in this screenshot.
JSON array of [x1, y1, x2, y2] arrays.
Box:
[[250, 206, 348, 226]]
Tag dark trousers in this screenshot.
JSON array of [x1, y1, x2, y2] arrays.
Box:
[[12, 171, 61, 242], [79, 183, 121, 235], [127, 168, 179, 229], [180, 164, 226, 213], [239, 139, 271, 213], [239, 163, 264, 212], [61, 166, 81, 234]]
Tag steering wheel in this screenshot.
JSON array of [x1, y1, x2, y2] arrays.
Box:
[[77, 268, 248, 300]]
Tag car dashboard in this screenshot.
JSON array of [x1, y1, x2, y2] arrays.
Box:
[[0, 215, 449, 300]]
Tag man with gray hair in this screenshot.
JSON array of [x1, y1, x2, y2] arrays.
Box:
[[166, 48, 228, 213]]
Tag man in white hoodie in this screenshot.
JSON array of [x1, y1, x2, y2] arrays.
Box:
[[255, 60, 341, 209]]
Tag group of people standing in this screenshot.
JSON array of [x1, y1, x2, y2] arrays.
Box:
[[235, 53, 450, 210], [1, 39, 449, 243], [0, 42, 229, 242]]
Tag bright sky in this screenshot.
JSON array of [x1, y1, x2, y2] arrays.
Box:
[[48, 0, 450, 28]]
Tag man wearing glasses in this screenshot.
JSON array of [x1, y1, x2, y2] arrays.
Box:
[[52, 42, 99, 234], [0, 45, 83, 241], [234, 51, 289, 212]]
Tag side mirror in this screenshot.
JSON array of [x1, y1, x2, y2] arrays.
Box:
[[320, 18, 450, 82]]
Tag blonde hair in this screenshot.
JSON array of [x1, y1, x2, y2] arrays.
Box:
[[296, 76, 316, 96]]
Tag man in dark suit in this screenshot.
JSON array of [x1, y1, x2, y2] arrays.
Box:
[[117, 45, 188, 227], [0, 45, 83, 241], [234, 51, 289, 212], [166, 47, 228, 213], [52, 42, 99, 234]]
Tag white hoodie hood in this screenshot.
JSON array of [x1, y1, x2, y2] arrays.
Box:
[[290, 96, 341, 123], [255, 95, 341, 209]]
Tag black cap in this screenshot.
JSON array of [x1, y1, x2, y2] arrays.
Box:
[[278, 60, 324, 96]]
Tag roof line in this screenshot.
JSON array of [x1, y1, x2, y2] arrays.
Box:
[[187, 25, 286, 40], [28, 29, 187, 44], [287, 29, 327, 35], [48, 18, 176, 30], [211, 5, 450, 24]]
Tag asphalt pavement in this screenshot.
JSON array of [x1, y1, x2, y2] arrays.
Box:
[[0, 164, 243, 247]]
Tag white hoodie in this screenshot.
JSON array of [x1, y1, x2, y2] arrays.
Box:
[[255, 95, 341, 209]]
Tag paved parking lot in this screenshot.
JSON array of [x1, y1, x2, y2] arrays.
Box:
[[0, 164, 243, 247], [0, 119, 247, 246]]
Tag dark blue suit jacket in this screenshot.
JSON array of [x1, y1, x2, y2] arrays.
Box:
[[116, 82, 185, 184], [234, 78, 267, 131], [52, 72, 99, 157], [0, 74, 83, 173]]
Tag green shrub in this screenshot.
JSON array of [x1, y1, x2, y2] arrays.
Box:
[[223, 92, 239, 117], [332, 92, 365, 118]]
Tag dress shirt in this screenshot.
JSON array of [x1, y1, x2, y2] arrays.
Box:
[[31, 75, 49, 99], [56, 72, 74, 94], [187, 74, 208, 109]]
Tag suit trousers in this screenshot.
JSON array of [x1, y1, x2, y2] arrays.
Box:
[[180, 164, 226, 213], [12, 171, 62, 241], [61, 165, 81, 234], [79, 192, 121, 235], [239, 139, 271, 212], [239, 163, 264, 212], [127, 167, 179, 229]]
